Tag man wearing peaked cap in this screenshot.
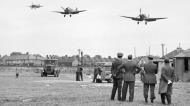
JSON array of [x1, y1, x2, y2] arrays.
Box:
[[110, 52, 124, 101], [148, 55, 153, 60], [117, 52, 123, 57]]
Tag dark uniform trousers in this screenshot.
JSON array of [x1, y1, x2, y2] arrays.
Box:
[[160, 84, 172, 104], [93, 74, 97, 82], [76, 72, 80, 81], [143, 83, 156, 99], [122, 81, 135, 101], [161, 93, 171, 104], [79, 72, 83, 81], [111, 78, 122, 100], [76, 72, 83, 81]]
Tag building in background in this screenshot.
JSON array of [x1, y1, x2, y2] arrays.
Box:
[[164, 47, 184, 59], [1, 52, 44, 66], [174, 49, 190, 82]]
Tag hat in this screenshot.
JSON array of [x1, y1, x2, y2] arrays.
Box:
[[164, 58, 169, 63], [128, 54, 132, 60], [117, 52, 123, 57], [148, 55, 153, 60]]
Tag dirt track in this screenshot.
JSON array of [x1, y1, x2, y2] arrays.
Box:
[[0, 71, 190, 106]]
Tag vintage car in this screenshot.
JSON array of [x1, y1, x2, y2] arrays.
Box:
[[41, 59, 60, 77], [95, 62, 113, 83]]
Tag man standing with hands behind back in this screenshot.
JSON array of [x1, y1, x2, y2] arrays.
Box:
[[120, 54, 141, 102], [110, 52, 124, 101], [159, 58, 175, 105]]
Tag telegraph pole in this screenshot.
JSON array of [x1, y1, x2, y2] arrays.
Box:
[[81, 50, 83, 66], [78, 49, 81, 66], [134, 47, 136, 58], [149, 46, 151, 56], [161, 43, 165, 58]]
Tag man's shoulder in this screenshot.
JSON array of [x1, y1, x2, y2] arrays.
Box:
[[145, 62, 156, 67], [113, 58, 123, 63]]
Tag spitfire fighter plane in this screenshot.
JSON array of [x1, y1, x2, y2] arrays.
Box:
[[121, 9, 167, 25], [29, 3, 42, 9], [52, 7, 87, 17]]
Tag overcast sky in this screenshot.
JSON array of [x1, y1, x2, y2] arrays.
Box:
[[0, 0, 190, 58]]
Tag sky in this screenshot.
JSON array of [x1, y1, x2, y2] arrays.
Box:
[[0, 0, 190, 58]]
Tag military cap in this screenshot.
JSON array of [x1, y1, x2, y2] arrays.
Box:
[[117, 52, 123, 57], [148, 55, 153, 60], [128, 54, 132, 60], [164, 58, 169, 63]]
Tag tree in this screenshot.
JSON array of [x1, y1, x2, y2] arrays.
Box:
[[94, 55, 102, 59]]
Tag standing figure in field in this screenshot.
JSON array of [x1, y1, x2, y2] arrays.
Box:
[[93, 65, 102, 83], [76, 65, 83, 81], [16, 68, 19, 78], [142, 56, 158, 103], [79, 65, 83, 81], [120, 55, 141, 102], [159, 58, 175, 105], [110, 52, 124, 101]]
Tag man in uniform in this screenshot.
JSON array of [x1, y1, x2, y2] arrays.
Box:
[[110, 52, 124, 101], [93, 65, 102, 83], [142, 56, 158, 103], [159, 58, 175, 105], [120, 55, 141, 102], [79, 65, 83, 81], [76, 65, 83, 81]]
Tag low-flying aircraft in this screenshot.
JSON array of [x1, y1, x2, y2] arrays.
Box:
[[29, 3, 42, 9], [121, 9, 167, 25], [52, 7, 87, 17]]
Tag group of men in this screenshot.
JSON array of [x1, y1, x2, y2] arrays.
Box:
[[110, 52, 175, 105]]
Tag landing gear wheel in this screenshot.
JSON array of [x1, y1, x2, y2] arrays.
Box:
[[137, 22, 139, 24]]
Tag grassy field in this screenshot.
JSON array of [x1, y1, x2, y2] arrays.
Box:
[[0, 67, 190, 106]]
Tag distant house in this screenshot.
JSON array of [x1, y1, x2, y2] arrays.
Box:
[[58, 57, 75, 66], [5, 54, 44, 66], [174, 49, 190, 81]]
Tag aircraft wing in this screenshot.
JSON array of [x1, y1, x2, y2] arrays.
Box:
[[71, 10, 87, 14], [78, 10, 87, 12], [52, 11, 66, 14], [145, 17, 167, 21], [121, 16, 141, 21]]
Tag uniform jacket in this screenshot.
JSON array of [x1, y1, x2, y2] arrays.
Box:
[[77, 66, 83, 73], [111, 58, 124, 79], [94, 67, 102, 75], [120, 60, 141, 81], [143, 61, 158, 84], [158, 64, 175, 95]]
